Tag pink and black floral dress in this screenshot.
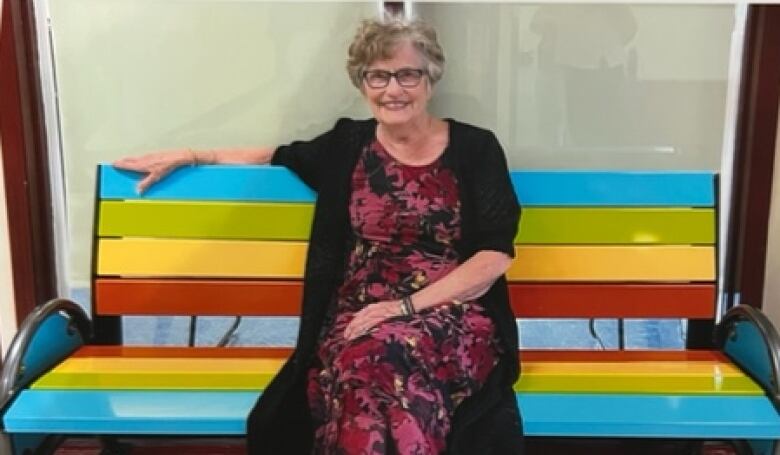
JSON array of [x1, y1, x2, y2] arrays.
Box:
[[306, 138, 502, 454]]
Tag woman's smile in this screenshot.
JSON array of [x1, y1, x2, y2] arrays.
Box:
[[380, 100, 411, 110]]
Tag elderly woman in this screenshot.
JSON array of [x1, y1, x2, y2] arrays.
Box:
[[115, 17, 522, 455]]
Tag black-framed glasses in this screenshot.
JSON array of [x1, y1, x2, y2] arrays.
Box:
[[362, 68, 427, 89]]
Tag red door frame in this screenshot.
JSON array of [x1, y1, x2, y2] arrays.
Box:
[[722, 5, 780, 311], [0, 0, 56, 326]]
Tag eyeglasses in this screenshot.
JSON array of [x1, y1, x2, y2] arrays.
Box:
[[362, 68, 427, 89]]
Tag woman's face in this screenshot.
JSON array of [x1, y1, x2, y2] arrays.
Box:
[[361, 41, 432, 128]]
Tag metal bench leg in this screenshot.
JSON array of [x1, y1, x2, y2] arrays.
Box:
[[98, 436, 132, 455], [746, 439, 778, 455], [0, 432, 13, 455], [0, 433, 63, 455]]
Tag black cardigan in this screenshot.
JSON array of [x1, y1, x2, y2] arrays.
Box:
[[247, 118, 524, 454]]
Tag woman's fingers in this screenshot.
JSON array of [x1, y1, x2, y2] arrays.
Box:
[[136, 173, 159, 194], [344, 301, 397, 339], [136, 167, 173, 194], [113, 151, 190, 193], [112, 156, 146, 171], [114, 153, 187, 194], [345, 313, 370, 339]]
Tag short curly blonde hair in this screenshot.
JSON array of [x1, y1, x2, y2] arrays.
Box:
[[347, 16, 445, 89]]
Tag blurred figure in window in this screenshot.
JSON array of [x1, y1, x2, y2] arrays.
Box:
[[531, 5, 637, 148]]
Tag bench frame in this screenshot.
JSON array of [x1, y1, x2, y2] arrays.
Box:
[[2, 298, 779, 453]]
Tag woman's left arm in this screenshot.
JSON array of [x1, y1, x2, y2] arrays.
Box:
[[411, 251, 512, 309], [344, 251, 511, 340], [345, 130, 520, 340], [425, 129, 520, 308]]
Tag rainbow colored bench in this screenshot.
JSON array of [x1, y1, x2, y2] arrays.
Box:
[[1, 164, 780, 454]]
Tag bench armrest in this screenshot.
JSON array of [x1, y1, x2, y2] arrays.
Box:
[[0, 299, 91, 415], [715, 304, 780, 411]]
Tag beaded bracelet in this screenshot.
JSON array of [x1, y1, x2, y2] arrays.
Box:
[[402, 296, 415, 315], [398, 300, 409, 316]]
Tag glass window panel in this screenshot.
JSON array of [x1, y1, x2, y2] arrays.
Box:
[[122, 316, 301, 347], [416, 3, 734, 170], [518, 319, 687, 350]]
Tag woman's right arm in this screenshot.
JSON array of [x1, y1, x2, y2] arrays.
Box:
[[115, 117, 349, 194], [113, 146, 274, 194]]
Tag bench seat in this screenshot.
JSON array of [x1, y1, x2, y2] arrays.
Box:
[[5, 346, 780, 439], [8, 390, 780, 439]]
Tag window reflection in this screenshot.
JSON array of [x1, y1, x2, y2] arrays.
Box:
[[419, 3, 734, 169], [531, 5, 637, 148]]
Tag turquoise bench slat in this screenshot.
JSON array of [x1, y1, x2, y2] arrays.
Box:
[[519, 394, 780, 439], [3, 390, 256, 435], [100, 165, 715, 207], [512, 171, 715, 207], [100, 165, 316, 202], [7, 390, 780, 439]]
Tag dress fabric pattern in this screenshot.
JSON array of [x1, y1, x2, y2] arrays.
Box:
[[306, 139, 501, 454]]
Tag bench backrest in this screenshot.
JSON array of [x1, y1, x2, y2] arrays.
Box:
[[94, 165, 717, 345]]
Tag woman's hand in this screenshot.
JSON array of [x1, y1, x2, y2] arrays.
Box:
[[344, 300, 403, 340], [113, 149, 194, 194]]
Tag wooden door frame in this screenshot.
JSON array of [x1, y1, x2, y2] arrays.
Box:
[[0, 0, 56, 326], [723, 5, 780, 311]]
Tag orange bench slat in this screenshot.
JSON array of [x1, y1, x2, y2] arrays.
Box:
[[509, 283, 716, 319], [70, 345, 731, 364], [96, 279, 715, 319], [95, 279, 302, 316]]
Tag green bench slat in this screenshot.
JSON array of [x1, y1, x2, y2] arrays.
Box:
[[98, 201, 715, 245], [517, 208, 714, 244], [99, 201, 314, 241]]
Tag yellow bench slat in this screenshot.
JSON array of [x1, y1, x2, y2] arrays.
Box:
[[97, 239, 714, 281], [33, 357, 760, 395], [46, 357, 744, 376], [97, 239, 307, 278], [45, 357, 286, 373], [509, 245, 714, 281]]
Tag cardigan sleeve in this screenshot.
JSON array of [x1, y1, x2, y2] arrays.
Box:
[[471, 131, 521, 258], [271, 118, 348, 191]]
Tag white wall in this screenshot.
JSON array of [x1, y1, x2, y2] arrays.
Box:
[[48, 0, 375, 288], [762, 104, 780, 328], [0, 142, 18, 359]]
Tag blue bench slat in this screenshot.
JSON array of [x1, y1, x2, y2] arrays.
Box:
[[99, 165, 715, 207], [513, 171, 715, 207], [3, 390, 256, 435], [6, 390, 779, 439], [519, 394, 780, 439], [100, 165, 316, 202]]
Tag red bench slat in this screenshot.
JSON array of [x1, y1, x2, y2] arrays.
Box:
[[71, 346, 731, 363], [96, 279, 715, 319]]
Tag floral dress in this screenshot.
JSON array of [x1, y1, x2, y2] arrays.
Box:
[[306, 139, 501, 454]]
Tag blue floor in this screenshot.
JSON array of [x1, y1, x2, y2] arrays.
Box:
[[71, 288, 686, 349]]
